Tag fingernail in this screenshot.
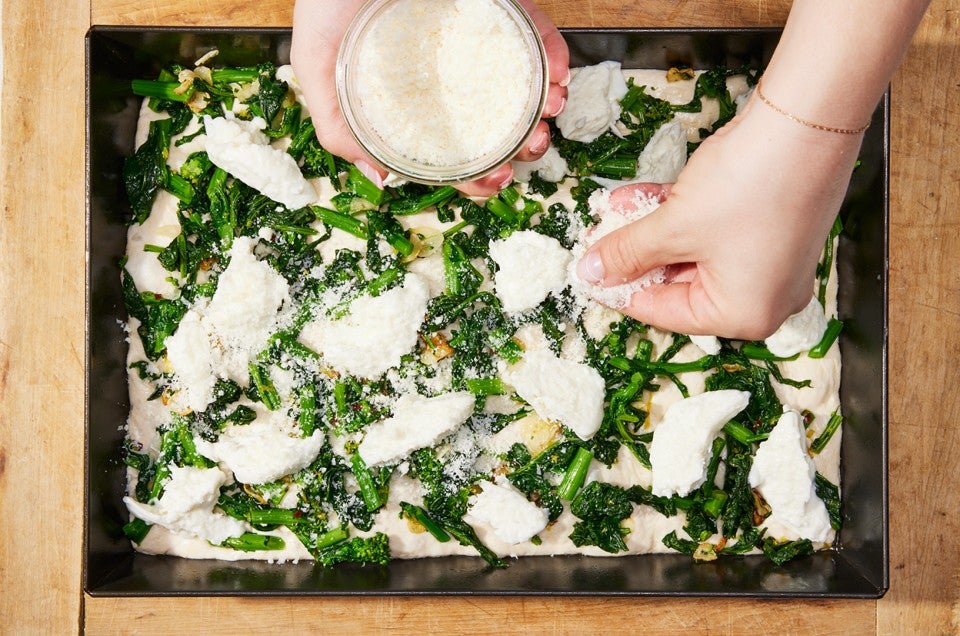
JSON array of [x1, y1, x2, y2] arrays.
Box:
[[498, 172, 514, 191], [577, 250, 605, 284], [529, 129, 550, 155], [356, 160, 384, 189], [559, 69, 572, 87], [544, 96, 566, 118]]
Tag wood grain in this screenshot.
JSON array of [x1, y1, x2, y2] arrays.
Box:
[[882, 1, 960, 634], [0, 0, 88, 633], [1, 0, 957, 633]]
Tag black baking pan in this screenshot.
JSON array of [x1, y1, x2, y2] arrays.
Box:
[[85, 26, 888, 597]]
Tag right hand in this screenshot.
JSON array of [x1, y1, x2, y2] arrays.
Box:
[[576, 95, 864, 340], [290, 0, 570, 196]]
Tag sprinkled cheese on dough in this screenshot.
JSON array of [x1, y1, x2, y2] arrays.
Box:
[[503, 349, 605, 440], [299, 274, 431, 379], [466, 478, 549, 545], [358, 391, 476, 466], [749, 409, 833, 542], [123, 465, 246, 544], [353, 0, 535, 166], [194, 416, 327, 485], [489, 230, 572, 313], [203, 115, 317, 209], [165, 237, 290, 411], [650, 390, 751, 497]]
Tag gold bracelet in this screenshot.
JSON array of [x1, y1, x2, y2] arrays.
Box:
[[754, 78, 870, 135]]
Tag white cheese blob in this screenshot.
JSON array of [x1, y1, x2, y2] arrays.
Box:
[[165, 236, 291, 411], [636, 120, 687, 183], [466, 478, 549, 545], [123, 465, 246, 544], [689, 335, 721, 356], [194, 417, 327, 485], [503, 349, 605, 440], [511, 145, 569, 183], [358, 391, 475, 466], [749, 409, 833, 542], [203, 115, 317, 210], [649, 389, 751, 497], [556, 61, 629, 143], [299, 274, 431, 379], [489, 230, 572, 313], [204, 236, 291, 347], [764, 296, 829, 357], [164, 311, 218, 413]]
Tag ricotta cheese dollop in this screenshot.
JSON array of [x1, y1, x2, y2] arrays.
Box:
[[194, 416, 327, 485], [556, 61, 629, 143], [503, 349, 605, 440], [489, 230, 572, 314], [299, 274, 431, 379], [749, 409, 833, 543], [123, 465, 246, 544], [764, 296, 830, 358], [465, 478, 550, 545], [358, 391, 476, 466], [649, 389, 751, 497], [203, 115, 317, 210]]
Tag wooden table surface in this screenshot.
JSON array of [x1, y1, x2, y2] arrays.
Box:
[[1, 0, 958, 633]]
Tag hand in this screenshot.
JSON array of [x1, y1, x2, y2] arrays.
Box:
[[575, 96, 864, 340], [290, 0, 569, 196]]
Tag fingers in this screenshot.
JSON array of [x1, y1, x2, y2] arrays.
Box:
[[542, 83, 567, 118], [291, 0, 376, 166], [454, 164, 515, 198], [518, 0, 570, 86], [608, 183, 672, 210], [513, 120, 551, 162]]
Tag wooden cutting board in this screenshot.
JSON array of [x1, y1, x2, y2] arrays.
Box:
[[1, 1, 957, 633]]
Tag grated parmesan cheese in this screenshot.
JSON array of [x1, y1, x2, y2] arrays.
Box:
[[568, 188, 664, 310], [299, 274, 431, 379], [352, 0, 536, 167]]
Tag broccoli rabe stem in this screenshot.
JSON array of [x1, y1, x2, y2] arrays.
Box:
[[312, 206, 367, 239], [399, 502, 451, 543], [557, 447, 594, 501], [132, 78, 195, 103], [811, 409, 843, 454], [210, 68, 261, 84], [739, 343, 799, 361], [808, 319, 844, 359], [389, 186, 458, 216], [220, 533, 286, 551], [248, 363, 281, 411], [351, 454, 383, 512], [722, 420, 769, 446]]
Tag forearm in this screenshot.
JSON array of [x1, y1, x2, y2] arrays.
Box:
[[762, 0, 931, 129]]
